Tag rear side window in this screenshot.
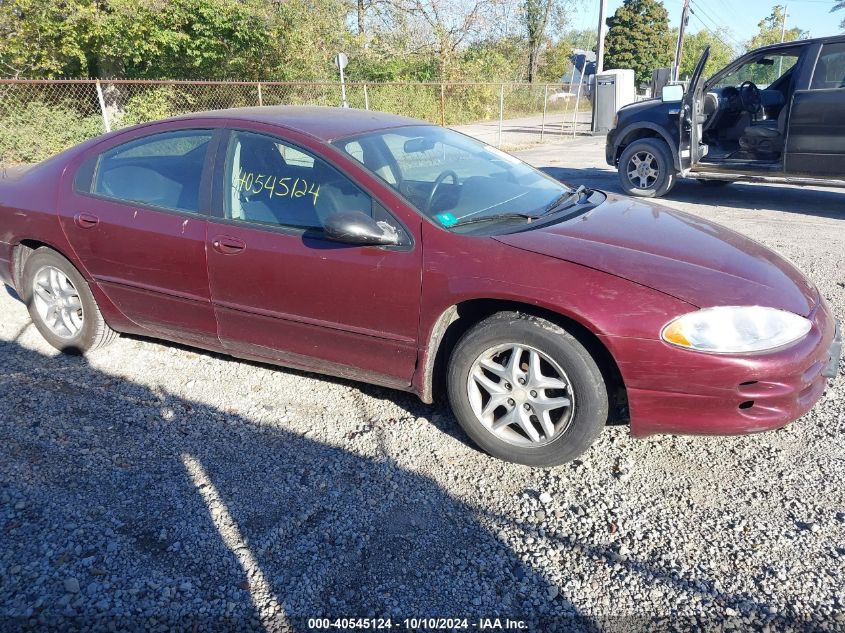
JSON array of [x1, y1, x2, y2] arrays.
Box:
[[811, 42, 845, 90], [89, 130, 212, 213]]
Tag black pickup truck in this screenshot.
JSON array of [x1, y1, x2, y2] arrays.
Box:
[[606, 36, 845, 197]]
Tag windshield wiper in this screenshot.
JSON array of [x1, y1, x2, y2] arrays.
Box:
[[544, 184, 591, 213], [449, 185, 594, 228], [449, 212, 542, 228]]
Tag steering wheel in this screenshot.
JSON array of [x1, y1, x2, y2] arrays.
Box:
[[739, 81, 761, 115], [425, 169, 459, 213]]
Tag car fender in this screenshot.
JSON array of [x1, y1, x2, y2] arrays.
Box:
[[613, 122, 681, 172], [412, 250, 695, 404]]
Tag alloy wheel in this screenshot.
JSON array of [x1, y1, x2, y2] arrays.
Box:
[[627, 151, 659, 189], [466, 343, 575, 448], [31, 266, 84, 339]]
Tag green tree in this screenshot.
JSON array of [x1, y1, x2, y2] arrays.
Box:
[[747, 5, 806, 50], [537, 39, 573, 81], [0, 0, 100, 77], [98, 0, 277, 79], [523, 0, 554, 81], [604, 0, 674, 86], [833, 0, 845, 30], [680, 29, 736, 79], [562, 28, 597, 52], [0, 0, 350, 80]]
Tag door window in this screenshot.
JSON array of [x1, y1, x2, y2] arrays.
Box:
[[713, 52, 800, 89], [811, 42, 845, 90], [224, 131, 373, 230], [90, 130, 211, 213]]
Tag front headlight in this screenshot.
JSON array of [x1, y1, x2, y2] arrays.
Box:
[[661, 306, 812, 353]]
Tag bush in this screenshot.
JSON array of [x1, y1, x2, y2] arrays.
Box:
[[0, 101, 104, 165]]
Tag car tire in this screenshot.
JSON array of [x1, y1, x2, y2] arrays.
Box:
[[447, 312, 608, 467], [618, 139, 676, 198], [20, 247, 118, 354]]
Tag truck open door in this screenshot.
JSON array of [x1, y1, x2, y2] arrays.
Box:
[[679, 47, 710, 175]]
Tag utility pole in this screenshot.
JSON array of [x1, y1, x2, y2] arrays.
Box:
[[596, 0, 608, 74], [778, 4, 788, 75], [780, 4, 788, 42], [673, 0, 691, 81]]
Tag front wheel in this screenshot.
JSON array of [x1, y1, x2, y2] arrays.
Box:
[[447, 312, 608, 467], [618, 139, 677, 198]]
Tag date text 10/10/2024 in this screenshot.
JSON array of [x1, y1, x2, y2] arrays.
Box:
[[306, 618, 528, 630]]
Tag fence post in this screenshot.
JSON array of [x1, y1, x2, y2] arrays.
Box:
[[540, 84, 548, 142], [364, 84, 369, 110], [572, 72, 585, 139], [257, 83, 263, 107], [95, 80, 111, 133], [439, 83, 446, 127], [497, 83, 504, 148]]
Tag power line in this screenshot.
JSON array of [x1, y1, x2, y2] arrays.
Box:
[[689, 0, 744, 47], [688, 10, 744, 54], [689, 0, 745, 50], [699, 0, 744, 39]]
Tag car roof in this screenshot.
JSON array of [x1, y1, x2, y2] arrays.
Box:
[[175, 105, 428, 142], [751, 34, 845, 55]]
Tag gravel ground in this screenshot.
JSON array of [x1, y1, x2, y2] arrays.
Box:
[[1, 137, 843, 632]]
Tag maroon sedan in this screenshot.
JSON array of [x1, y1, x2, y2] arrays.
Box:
[[0, 107, 840, 466]]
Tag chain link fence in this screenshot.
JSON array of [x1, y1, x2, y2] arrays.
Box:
[[0, 79, 593, 165]]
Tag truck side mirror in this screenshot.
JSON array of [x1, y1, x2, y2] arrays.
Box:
[[662, 84, 684, 103]]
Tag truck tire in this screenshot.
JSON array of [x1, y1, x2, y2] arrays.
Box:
[[618, 138, 677, 198]]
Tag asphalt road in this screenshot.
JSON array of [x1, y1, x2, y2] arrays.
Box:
[[0, 136, 843, 632]]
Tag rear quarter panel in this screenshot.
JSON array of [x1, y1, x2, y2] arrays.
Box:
[[0, 159, 74, 287], [0, 138, 141, 334]]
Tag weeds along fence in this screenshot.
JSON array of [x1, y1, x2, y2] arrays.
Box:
[[0, 79, 593, 165]]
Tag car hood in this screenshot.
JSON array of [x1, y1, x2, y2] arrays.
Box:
[[494, 194, 817, 316]]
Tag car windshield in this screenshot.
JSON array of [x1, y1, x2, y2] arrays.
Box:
[[333, 125, 572, 230]]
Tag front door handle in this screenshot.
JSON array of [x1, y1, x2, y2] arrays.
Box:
[[74, 213, 99, 229], [212, 236, 246, 255]]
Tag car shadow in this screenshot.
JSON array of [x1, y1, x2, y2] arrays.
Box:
[[0, 338, 589, 630], [539, 166, 845, 220], [0, 317, 816, 631]]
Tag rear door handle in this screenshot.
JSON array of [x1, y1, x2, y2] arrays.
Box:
[[74, 213, 99, 229], [212, 236, 246, 255]]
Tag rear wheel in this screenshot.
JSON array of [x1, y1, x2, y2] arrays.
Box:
[[618, 138, 676, 198], [20, 247, 118, 354], [447, 312, 608, 467]]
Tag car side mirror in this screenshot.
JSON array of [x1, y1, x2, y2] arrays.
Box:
[[323, 211, 400, 246], [661, 84, 684, 103]]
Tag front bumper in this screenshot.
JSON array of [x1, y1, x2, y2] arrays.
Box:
[[604, 297, 839, 438], [605, 129, 618, 166]]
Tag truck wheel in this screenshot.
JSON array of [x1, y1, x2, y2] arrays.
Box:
[[447, 312, 608, 467], [618, 139, 676, 198], [20, 247, 118, 354]]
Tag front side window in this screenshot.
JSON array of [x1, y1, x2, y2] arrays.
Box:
[[811, 42, 845, 90], [92, 130, 211, 213], [224, 131, 373, 230], [713, 52, 800, 89], [333, 126, 572, 231]]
